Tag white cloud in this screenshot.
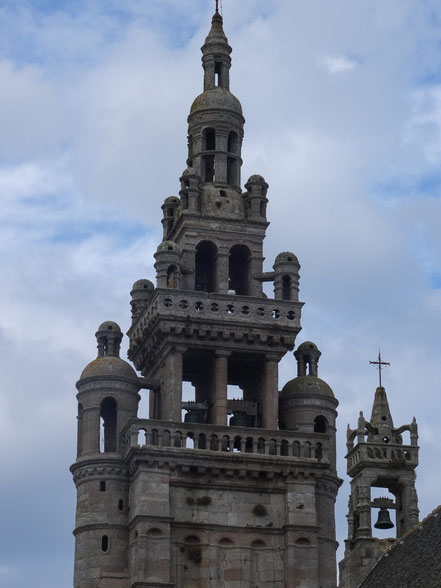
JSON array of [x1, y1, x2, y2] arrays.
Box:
[[1, 0, 441, 585], [321, 54, 359, 74]]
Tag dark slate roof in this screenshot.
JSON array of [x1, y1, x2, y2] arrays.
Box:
[[359, 505, 441, 588]]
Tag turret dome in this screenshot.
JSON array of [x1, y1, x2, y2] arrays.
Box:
[[79, 355, 138, 382], [190, 87, 243, 116], [97, 320, 121, 333], [156, 240, 179, 252], [281, 374, 335, 398], [275, 251, 299, 265]]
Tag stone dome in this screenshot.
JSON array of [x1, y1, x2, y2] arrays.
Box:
[[97, 321, 121, 333], [246, 174, 266, 184], [280, 375, 335, 398], [157, 240, 179, 253], [132, 279, 154, 292], [163, 196, 180, 206], [190, 88, 243, 116], [274, 251, 299, 265], [297, 341, 319, 352], [182, 167, 198, 177], [79, 355, 138, 382]]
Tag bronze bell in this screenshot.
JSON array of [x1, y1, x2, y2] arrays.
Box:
[[230, 412, 250, 427], [184, 409, 205, 424], [374, 507, 394, 529]]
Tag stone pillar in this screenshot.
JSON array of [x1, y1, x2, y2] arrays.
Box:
[[215, 130, 228, 183], [160, 347, 185, 422], [211, 351, 230, 425], [260, 355, 279, 430], [81, 406, 100, 454], [216, 251, 229, 293], [355, 483, 372, 537]]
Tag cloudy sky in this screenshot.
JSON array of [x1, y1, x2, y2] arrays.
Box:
[[1, 0, 441, 585]]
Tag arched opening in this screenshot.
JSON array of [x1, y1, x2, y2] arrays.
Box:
[[303, 441, 312, 458], [203, 128, 216, 151], [215, 61, 222, 86], [167, 265, 178, 289], [188, 134, 193, 159], [202, 155, 215, 182], [295, 537, 311, 546], [315, 442, 323, 460], [101, 535, 109, 552], [228, 131, 239, 154], [202, 128, 216, 182], [314, 415, 328, 433], [282, 275, 291, 300], [227, 156, 237, 185], [100, 397, 117, 453], [195, 241, 217, 292], [229, 244, 251, 295], [77, 403, 83, 457]]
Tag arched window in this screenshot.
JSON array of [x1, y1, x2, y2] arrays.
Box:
[[202, 155, 215, 182], [229, 244, 251, 295], [188, 134, 193, 159], [101, 535, 109, 552], [314, 415, 328, 433], [228, 131, 239, 154], [195, 241, 217, 292], [202, 128, 216, 182], [203, 128, 216, 150], [215, 62, 222, 86], [227, 157, 237, 185], [100, 397, 117, 453], [282, 275, 291, 300]]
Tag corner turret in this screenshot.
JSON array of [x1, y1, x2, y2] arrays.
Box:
[[339, 378, 420, 588]]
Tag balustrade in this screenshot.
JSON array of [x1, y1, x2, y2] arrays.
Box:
[[347, 443, 418, 471], [121, 419, 329, 462], [130, 289, 302, 345]]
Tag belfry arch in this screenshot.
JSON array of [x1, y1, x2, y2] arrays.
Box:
[[228, 244, 251, 295], [195, 240, 217, 293]]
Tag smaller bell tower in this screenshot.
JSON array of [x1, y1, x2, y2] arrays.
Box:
[[338, 371, 419, 588]]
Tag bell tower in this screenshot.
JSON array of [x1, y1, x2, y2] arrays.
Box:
[[338, 381, 419, 588], [72, 6, 342, 588]]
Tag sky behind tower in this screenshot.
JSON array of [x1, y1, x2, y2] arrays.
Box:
[[1, 1, 441, 585]]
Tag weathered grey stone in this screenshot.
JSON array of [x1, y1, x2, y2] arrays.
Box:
[[71, 8, 341, 588]]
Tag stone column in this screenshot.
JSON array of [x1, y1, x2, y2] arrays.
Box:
[[81, 406, 100, 454], [216, 250, 229, 293], [260, 355, 279, 430], [355, 483, 372, 538], [159, 347, 185, 422], [215, 130, 228, 183], [211, 350, 230, 425]]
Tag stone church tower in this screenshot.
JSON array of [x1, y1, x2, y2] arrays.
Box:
[[71, 8, 341, 588], [338, 384, 419, 588]]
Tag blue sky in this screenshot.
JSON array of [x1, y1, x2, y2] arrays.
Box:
[[1, 1, 441, 586]]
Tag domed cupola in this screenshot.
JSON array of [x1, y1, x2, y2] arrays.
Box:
[[279, 341, 338, 469], [187, 7, 244, 191], [76, 322, 140, 457]]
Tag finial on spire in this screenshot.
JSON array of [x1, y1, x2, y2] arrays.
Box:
[[215, 0, 219, 13], [369, 350, 390, 387]]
